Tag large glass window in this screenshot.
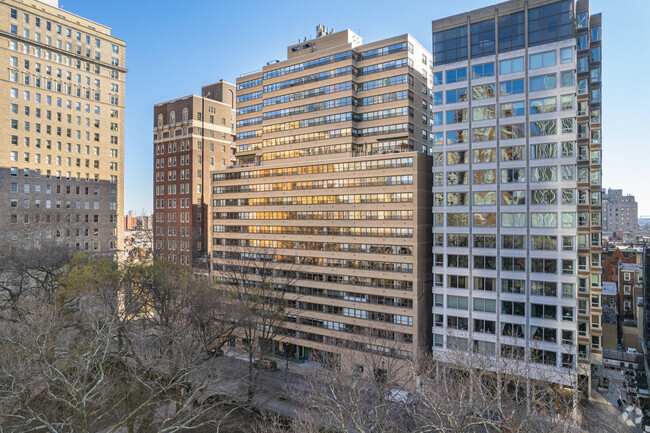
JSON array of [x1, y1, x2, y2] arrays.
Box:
[[446, 88, 468, 104], [498, 11, 525, 53], [472, 84, 495, 100], [499, 57, 524, 75], [500, 102, 525, 118], [530, 97, 556, 114], [560, 47, 574, 63], [530, 120, 557, 137], [500, 79, 524, 96], [446, 130, 468, 144], [529, 74, 557, 92], [471, 63, 494, 79], [591, 47, 601, 63], [529, 51, 556, 69], [446, 109, 469, 124], [446, 67, 467, 84], [591, 26, 601, 42], [500, 124, 525, 139], [473, 105, 495, 121], [433, 26, 468, 65], [560, 70, 574, 87], [531, 142, 557, 159], [471, 20, 495, 58], [577, 13, 588, 29], [528, 0, 574, 47]]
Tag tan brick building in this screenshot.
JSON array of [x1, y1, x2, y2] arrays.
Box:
[[0, 0, 126, 253], [211, 28, 434, 364], [153, 81, 235, 266]]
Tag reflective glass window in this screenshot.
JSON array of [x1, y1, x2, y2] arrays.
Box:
[[528, 0, 574, 47], [470, 20, 495, 58], [498, 12, 525, 53]]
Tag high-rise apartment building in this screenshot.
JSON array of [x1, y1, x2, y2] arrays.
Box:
[[211, 28, 433, 364], [0, 0, 126, 252], [602, 188, 639, 233], [153, 81, 235, 266], [431, 0, 602, 389]]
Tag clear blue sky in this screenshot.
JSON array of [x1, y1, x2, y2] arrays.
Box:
[[60, 0, 650, 216]]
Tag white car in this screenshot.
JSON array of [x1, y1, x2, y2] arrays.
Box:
[[386, 389, 416, 404]]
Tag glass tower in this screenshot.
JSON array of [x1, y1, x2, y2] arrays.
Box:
[[431, 0, 601, 391]]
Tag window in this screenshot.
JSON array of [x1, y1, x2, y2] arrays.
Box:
[[502, 257, 526, 271], [529, 74, 556, 92], [501, 169, 525, 184], [500, 102, 525, 118], [530, 97, 556, 114], [498, 12, 525, 52], [472, 127, 495, 141], [561, 94, 574, 110], [474, 319, 496, 335], [530, 120, 557, 137], [446, 109, 468, 124], [471, 63, 494, 79], [592, 26, 601, 42], [472, 84, 495, 100], [529, 51, 556, 69], [433, 27, 468, 65], [560, 47, 574, 63], [560, 71, 574, 87], [531, 303, 557, 320], [470, 20, 495, 57], [446, 67, 467, 84], [447, 295, 468, 310], [502, 301, 525, 316], [561, 118, 574, 134], [473, 298, 496, 313], [473, 105, 495, 121], [500, 124, 525, 139], [447, 316, 468, 331], [446, 88, 467, 104], [499, 57, 524, 74], [500, 79, 524, 96], [528, 0, 574, 46], [501, 235, 525, 250], [473, 234, 496, 248]]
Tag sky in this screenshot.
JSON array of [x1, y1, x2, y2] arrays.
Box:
[[58, 0, 650, 216]]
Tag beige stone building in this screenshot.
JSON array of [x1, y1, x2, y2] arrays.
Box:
[[0, 0, 126, 252], [211, 28, 434, 364], [153, 81, 235, 266]]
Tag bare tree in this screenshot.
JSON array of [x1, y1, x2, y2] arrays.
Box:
[[0, 252, 248, 433], [212, 247, 298, 402], [278, 335, 632, 433]]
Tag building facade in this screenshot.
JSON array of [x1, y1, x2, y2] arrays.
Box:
[[618, 263, 643, 321], [153, 81, 235, 266], [601, 247, 639, 284], [211, 29, 434, 363], [430, 0, 602, 388], [124, 214, 136, 230], [602, 188, 639, 233], [0, 0, 126, 252]]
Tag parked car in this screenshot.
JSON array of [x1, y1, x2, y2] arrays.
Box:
[[207, 347, 224, 357], [386, 388, 416, 405], [253, 359, 277, 370]]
